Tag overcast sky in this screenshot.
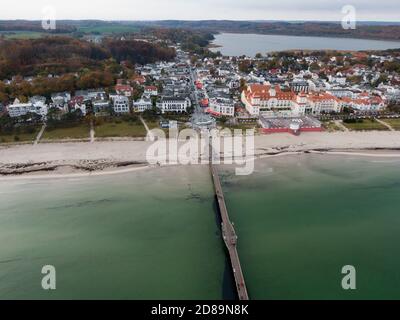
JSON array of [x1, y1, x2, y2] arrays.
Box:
[[1, 0, 399, 21]]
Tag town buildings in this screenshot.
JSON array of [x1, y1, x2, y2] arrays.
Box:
[[68, 97, 87, 116], [242, 84, 343, 117], [93, 100, 110, 116], [133, 97, 153, 112], [113, 96, 130, 114], [7, 98, 48, 118], [158, 97, 191, 114], [116, 84, 133, 97], [144, 86, 158, 97], [207, 97, 235, 117], [242, 84, 300, 117], [1, 37, 398, 134]]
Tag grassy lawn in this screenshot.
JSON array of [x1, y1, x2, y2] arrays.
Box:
[[146, 121, 162, 130], [0, 132, 38, 143], [95, 121, 147, 138], [0, 126, 40, 144], [42, 124, 90, 140], [381, 118, 400, 130], [343, 119, 388, 131], [145, 120, 177, 138], [219, 121, 260, 133]]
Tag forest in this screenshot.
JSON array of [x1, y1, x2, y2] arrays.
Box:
[[104, 39, 175, 65], [0, 36, 176, 103], [133, 20, 400, 42], [0, 37, 176, 79]]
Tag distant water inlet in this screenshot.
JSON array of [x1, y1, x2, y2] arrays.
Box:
[[211, 33, 400, 56]]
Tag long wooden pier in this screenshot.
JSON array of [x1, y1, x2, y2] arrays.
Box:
[[210, 164, 249, 300]]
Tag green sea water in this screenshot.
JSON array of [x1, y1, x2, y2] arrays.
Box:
[[1, 154, 400, 300], [0, 166, 225, 300], [221, 154, 400, 300]]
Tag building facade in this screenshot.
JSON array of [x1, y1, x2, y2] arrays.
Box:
[[113, 96, 130, 114], [144, 86, 158, 97], [208, 97, 235, 117], [241, 84, 342, 118], [133, 97, 153, 112], [158, 97, 191, 114], [7, 99, 48, 118]]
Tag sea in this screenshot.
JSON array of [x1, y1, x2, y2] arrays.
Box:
[[1, 154, 400, 299]]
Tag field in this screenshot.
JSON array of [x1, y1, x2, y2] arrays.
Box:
[[1, 31, 48, 39], [0, 125, 40, 143], [0, 131, 39, 143], [381, 118, 400, 130], [42, 124, 90, 140], [95, 121, 147, 138], [146, 120, 162, 130], [343, 119, 388, 131], [78, 25, 139, 34]]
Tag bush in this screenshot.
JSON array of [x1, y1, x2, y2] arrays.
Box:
[[344, 119, 364, 124], [122, 114, 138, 123], [23, 126, 37, 134]]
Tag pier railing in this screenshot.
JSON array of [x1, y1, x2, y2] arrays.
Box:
[[210, 163, 249, 301]]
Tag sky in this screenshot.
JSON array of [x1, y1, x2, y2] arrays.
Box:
[[1, 0, 399, 21]]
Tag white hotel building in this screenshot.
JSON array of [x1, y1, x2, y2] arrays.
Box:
[[7, 99, 48, 118], [113, 96, 130, 114], [241, 84, 341, 117], [208, 97, 235, 117], [158, 97, 191, 114], [133, 97, 153, 112]]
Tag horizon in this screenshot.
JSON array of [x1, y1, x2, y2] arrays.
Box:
[[1, 19, 400, 24], [1, 0, 399, 22]]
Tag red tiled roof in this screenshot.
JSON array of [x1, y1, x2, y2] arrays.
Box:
[[245, 84, 296, 102], [116, 85, 132, 92], [308, 92, 338, 102]]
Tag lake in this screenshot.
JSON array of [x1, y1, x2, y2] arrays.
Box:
[[1, 155, 400, 299], [210, 33, 400, 57]]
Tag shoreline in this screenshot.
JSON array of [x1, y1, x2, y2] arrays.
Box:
[[2, 149, 400, 181], [2, 131, 400, 180], [1, 149, 400, 181]]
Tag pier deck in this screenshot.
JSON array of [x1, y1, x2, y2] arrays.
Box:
[[210, 164, 249, 301]]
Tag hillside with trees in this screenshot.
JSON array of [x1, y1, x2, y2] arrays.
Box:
[[0, 37, 109, 78], [133, 20, 400, 42], [0, 36, 177, 104], [104, 39, 175, 65], [0, 37, 176, 79]]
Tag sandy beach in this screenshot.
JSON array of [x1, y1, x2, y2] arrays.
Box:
[[1, 131, 400, 178]]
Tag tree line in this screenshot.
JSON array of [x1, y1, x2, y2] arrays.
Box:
[[0, 37, 177, 103], [0, 37, 176, 79]]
